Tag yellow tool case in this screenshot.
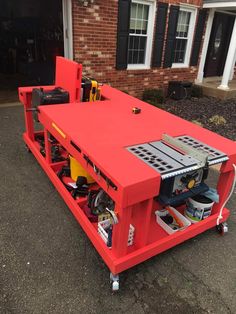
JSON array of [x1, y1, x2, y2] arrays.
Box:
[[81, 77, 101, 102]]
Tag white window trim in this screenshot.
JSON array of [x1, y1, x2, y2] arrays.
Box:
[[127, 0, 156, 70], [172, 6, 197, 69], [62, 0, 73, 60]]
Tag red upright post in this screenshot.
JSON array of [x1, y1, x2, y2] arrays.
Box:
[[44, 129, 52, 164], [112, 205, 133, 257], [23, 92, 35, 141]]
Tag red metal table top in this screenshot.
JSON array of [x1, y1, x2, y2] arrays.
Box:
[[39, 85, 236, 188]]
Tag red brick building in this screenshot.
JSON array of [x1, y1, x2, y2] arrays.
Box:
[[71, 0, 236, 99], [72, 0, 205, 97], [1, 0, 235, 99]]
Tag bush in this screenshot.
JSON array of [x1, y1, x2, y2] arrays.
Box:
[[142, 89, 165, 107], [191, 85, 203, 98], [209, 115, 226, 125]]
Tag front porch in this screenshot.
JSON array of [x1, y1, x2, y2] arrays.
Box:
[[196, 77, 236, 99], [196, 1, 236, 98]]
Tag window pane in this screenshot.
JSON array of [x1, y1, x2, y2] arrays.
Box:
[[128, 36, 134, 63], [133, 50, 139, 64], [143, 5, 149, 20], [173, 39, 187, 63], [142, 21, 148, 34], [176, 11, 191, 38], [138, 50, 145, 64], [128, 35, 147, 64], [134, 36, 139, 49], [129, 2, 149, 34], [128, 2, 149, 65], [136, 19, 142, 33], [128, 49, 133, 64], [213, 23, 223, 57], [173, 9, 192, 63], [137, 4, 143, 19], [131, 3, 137, 19], [139, 37, 146, 50], [130, 18, 136, 33]]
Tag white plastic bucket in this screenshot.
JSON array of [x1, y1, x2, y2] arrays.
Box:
[[185, 195, 214, 223]]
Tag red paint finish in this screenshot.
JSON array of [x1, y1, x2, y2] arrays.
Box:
[[55, 56, 82, 102], [19, 57, 236, 276]]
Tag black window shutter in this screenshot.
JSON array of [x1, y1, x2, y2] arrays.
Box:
[[163, 5, 180, 68], [190, 9, 207, 66], [152, 2, 168, 67], [116, 0, 131, 70]]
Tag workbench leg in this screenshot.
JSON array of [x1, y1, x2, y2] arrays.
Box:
[[132, 199, 153, 248], [24, 93, 35, 141], [112, 205, 132, 257], [44, 129, 52, 164]]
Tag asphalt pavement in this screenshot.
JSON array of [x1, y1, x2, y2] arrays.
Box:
[[0, 105, 236, 314]]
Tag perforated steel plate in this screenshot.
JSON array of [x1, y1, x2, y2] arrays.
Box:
[[176, 135, 228, 165], [127, 143, 200, 179], [127, 135, 228, 179]]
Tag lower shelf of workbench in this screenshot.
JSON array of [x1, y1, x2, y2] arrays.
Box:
[[23, 132, 230, 275]]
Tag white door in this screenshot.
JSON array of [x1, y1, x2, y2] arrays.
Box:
[[62, 0, 73, 59]]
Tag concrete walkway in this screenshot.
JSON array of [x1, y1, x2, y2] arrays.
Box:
[[0, 102, 21, 108], [0, 106, 236, 314], [196, 78, 236, 100], [0, 90, 18, 104]]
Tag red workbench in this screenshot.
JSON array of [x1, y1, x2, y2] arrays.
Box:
[[19, 57, 236, 290]]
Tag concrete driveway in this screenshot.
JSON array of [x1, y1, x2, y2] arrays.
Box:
[[0, 105, 236, 314]]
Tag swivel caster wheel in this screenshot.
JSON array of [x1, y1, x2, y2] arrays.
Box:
[[110, 273, 119, 292], [216, 222, 228, 235]]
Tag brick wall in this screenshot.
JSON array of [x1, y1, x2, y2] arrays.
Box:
[[72, 0, 204, 98]]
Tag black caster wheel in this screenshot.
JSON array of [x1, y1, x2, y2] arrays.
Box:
[[216, 222, 228, 235]]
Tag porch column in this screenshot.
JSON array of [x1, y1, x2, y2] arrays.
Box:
[[230, 48, 236, 80], [218, 16, 236, 90], [196, 9, 215, 84]]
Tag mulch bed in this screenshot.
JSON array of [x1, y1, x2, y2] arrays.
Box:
[[162, 97, 236, 141]]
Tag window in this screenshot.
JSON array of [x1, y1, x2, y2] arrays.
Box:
[[172, 7, 197, 68], [128, 1, 155, 69]]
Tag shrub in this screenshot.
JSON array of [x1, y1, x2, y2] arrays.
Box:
[[142, 89, 165, 107], [209, 115, 226, 125]]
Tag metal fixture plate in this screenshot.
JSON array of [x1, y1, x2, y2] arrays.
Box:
[[176, 135, 228, 165], [127, 143, 200, 179], [162, 134, 208, 167], [127, 135, 228, 179], [128, 143, 184, 173], [150, 141, 198, 167]]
